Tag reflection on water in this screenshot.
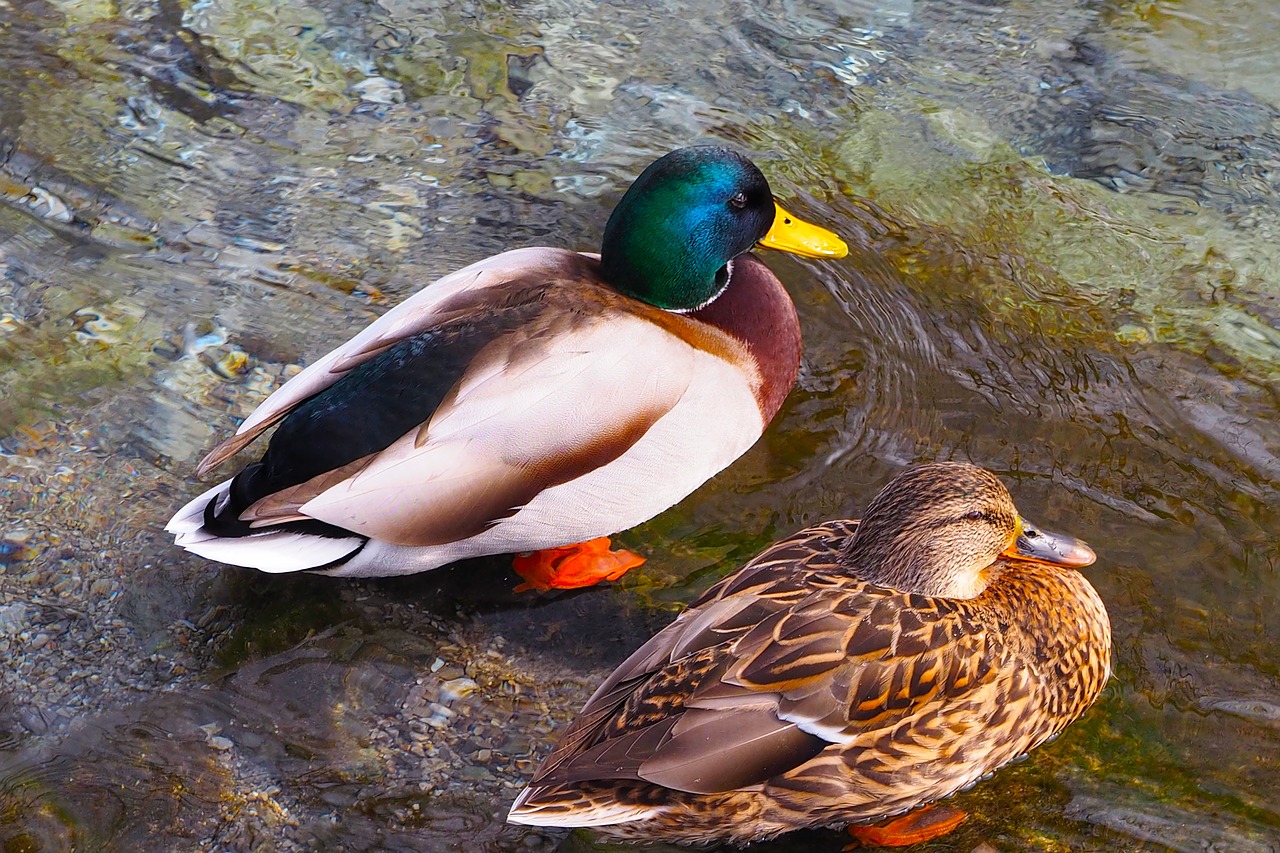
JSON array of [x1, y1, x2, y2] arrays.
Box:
[[1, 0, 1279, 851]]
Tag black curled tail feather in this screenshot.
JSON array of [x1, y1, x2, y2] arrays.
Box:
[[198, 461, 360, 542]]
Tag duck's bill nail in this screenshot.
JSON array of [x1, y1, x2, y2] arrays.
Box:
[[1005, 518, 1097, 568], [758, 202, 849, 259]]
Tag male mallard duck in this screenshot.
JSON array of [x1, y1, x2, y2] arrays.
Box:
[[166, 147, 847, 589], [508, 461, 1112, 845]]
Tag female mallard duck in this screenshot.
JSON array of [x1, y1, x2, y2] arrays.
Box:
[[508, 462, 1112, 845], [166, 147, 847, 589]]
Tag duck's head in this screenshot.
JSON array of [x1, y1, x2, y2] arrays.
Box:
[[845, 461, 1096, 598], [600, 146, 848, 311]]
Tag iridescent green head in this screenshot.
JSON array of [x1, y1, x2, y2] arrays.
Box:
[[600, 147, 776, 311]]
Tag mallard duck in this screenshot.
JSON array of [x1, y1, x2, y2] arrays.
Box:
[[508, 461, 1112, 845], [166, 147, 848, 589]]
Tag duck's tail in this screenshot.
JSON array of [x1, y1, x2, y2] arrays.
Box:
[[506, 784, 661, 830], [165, 479, 365, 573]]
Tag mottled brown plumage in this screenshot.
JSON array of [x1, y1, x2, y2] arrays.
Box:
[[508, 462, 1111, 844]]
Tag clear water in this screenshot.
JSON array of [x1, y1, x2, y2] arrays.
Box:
[[1, 0, 1278, 850]]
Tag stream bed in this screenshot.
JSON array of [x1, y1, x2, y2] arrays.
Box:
[[1, 1, 1279, 851]]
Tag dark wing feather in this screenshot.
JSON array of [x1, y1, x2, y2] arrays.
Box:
[[250, 293, 549, 494], [196, 248, 599, 476], [638, 708, 827, 793]]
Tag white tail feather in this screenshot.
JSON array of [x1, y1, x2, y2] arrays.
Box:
[[165, 481, 228, 534], [166, 480, 363, 573]]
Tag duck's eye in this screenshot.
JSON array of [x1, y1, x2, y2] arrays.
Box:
[[964, 510, 985, 521], [729, 191, 748, 209]]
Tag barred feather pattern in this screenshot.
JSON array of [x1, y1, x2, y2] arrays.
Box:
[[510, 519, 1111, 844]]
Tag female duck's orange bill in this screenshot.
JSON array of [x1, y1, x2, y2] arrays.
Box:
[[758, 202, 849, 259], [1003, 518, 1097, 568]]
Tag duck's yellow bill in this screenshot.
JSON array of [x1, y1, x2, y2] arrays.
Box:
[[758, 202, 848, 259]]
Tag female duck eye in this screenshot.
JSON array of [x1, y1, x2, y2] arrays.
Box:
[[964, 510, 985, 521], [729, 192, 747, 209]]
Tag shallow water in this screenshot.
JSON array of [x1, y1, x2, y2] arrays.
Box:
[[1, 0, 1278, 851]]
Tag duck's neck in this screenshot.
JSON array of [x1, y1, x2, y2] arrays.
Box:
[[843, 535, 990, 598], [690, 254, 801, 422]]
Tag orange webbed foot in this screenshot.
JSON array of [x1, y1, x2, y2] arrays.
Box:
[[512, 537, 645, 592], [845, 805, 967, 848]]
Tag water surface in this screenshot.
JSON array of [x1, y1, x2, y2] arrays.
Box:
[[1, 0, 1278, 851]]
